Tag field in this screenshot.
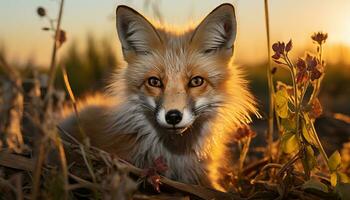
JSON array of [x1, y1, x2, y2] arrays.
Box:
[[1, 1, 350, 200]]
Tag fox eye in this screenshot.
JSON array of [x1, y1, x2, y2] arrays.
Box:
[[148, 77, 162, 88], [189, 76, 204, 87]]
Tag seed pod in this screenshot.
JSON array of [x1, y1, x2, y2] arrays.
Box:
[[37, 7, 46, 17]]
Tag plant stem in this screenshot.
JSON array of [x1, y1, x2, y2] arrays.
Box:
[[284, 55, 300, 138], [30, 141, 47, 200], [300, 81, 310, 104], [264, 0, 275, 157], [60, 66, 98, 197], [239, 137, 252, 174], [309, 44, 323, 103], [44, 0, 65, 107], [308, 115, 328, 162]]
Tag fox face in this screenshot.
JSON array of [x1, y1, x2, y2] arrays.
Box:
[[115, 4, 242, 135]]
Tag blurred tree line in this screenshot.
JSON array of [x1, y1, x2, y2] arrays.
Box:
[[1, 35, 350, 114], [1, 35, 118, 96], [55, 35, 118, 95]]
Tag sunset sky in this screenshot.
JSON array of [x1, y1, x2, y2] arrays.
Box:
[[1, 0, 350, 67]]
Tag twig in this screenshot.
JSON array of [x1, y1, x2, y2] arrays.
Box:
[[68, 173, 103, 190], [44, 0, 65, 107], [264, 0, 275, 158], [239, 136, 252, 174], [277, 151, 300, 180], [12, 173, 23, 200], [0, 152, 35, 171], [30, 140, 47, 200], [0, 177, 17, 195]]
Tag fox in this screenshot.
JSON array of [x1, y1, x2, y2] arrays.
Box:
[[60, 3, 259, 191]]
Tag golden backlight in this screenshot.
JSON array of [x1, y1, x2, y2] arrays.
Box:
[[1, 0, 350, 66]]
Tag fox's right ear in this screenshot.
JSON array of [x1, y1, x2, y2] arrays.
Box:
[[116, 6, 162, 58]]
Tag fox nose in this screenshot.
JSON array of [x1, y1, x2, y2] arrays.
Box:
[[165, 110, 182, 125]]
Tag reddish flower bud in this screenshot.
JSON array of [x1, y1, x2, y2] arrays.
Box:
[[57, 29, 67, 48], [310, 98, 323, 118], [271, 67, 277, 74], [305, 54, 317, 71], [310, 69, 322, 81], [272, 43, 280, 52], [296, 58, 306, 71], [285, 40, 292, 52], [154, 156, 168, 173], [279, 42, 285, 54], [296, 70, 308, 84], [311, 32, 328, 45], [234, 125, 256, 142], [272, 42, 285, 55], [272, 53, 281, 60]]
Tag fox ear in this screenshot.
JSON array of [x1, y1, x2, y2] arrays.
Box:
[[191, 4, 237, 54], [116, 6, 162, 57]]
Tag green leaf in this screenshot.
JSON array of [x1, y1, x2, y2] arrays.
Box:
[[331, 172, 338, 187], [328, 151, 341, 172], [331, 172, 350, 187], [302, 179, 328, 193], [338, 172, 350, 184], [335, 183, 350, 200], [281, 132, 299, 154], [275, 88, 290, 118], [281, 117, 296, 132], [301, 145, 316, 178], [301, 119, 316, 146]]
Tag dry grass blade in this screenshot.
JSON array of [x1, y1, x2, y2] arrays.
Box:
[[0, 54, 25, 153], [60, 65, 97, 186], [30, 141, 46, 200], [0, 152, 35, 171], [12, 173, 23, 200], [54, 135, 69, 200], [57, 126, 239, 200], [160, 177, 238, 200], [68, 173, 103, 190], [61, 65, 88, 142]]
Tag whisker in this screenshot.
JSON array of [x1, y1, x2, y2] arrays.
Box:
[[194, 102, 224, 115], [139, 103, 156, 112]]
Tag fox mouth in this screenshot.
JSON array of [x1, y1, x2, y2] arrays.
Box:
[[166, 126, 190, 134]]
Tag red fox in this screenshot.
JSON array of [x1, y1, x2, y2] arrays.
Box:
[[60, 3, 259, 191]]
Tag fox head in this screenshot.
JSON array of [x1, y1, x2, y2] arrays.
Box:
[[112, 4, 257, 137]]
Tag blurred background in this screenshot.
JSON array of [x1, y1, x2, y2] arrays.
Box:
[[0, 0, 349, 117]]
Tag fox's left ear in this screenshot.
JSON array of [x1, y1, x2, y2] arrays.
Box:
[[116, 5, 162, 58], [191, 4, 237, 55]]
